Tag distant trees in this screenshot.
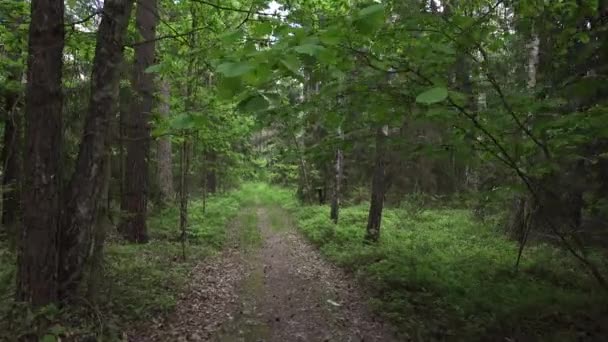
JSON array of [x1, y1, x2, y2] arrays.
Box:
[[157, 80, 175, 205], [120, 0, 159, 243], [1, 6, 24, 231], [250, 0, 608, 287]]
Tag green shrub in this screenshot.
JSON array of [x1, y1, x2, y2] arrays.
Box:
[[292, 199, 608, 340]]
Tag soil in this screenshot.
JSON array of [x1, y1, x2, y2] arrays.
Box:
[[130, 206, 397, 342]]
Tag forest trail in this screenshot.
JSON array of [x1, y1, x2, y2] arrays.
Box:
[[131, 203, 396, 342]]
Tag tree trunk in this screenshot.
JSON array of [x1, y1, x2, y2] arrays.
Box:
[[120, 0, 158, 243], [17, 0, 64, 306], [509, 28, 541, 250], [202, 161, 207, 213], [86, 151, 112, 303], [330, 133, 343, 224], [1, 73, 22, 230], [157, 79, 174, 205], [205, 151, 217, 194], [526, 33, 540, 89], [58, 0, 134, 300], [291, 131, 313, 203], [366, 125, 389, 243], [179, 138, 190, 261]]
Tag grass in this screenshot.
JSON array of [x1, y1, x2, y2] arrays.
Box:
[[0, 188, 249, 341], [249, 184, 608, 341], [236, 208, 262, 251]]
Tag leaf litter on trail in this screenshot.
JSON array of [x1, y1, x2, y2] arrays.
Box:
[[129, 207, 398, 341], [128, 246, 248, 342]]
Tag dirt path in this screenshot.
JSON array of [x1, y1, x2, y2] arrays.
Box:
[[132, 205, 396, 342]]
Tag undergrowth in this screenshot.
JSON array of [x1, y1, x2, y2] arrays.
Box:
[[251, 183, 608, 341], [3, 183, 606, 340], [0, 189, 247, 341]]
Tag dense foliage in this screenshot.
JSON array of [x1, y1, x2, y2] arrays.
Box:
[[1, 0, 608, 340]]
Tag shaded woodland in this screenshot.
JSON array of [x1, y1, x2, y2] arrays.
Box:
[[1, 0, 608, 340]]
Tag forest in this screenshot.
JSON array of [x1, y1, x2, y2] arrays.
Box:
[[1, 0, 607, 340]]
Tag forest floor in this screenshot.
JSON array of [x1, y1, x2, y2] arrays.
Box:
[[130, 204, 396, 342]]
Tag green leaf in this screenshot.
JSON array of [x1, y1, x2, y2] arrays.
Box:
[[359, 4, 384, 17], [354, 4, 386, 34], [217, 77, 244, 99], [280, 55, 302, 76], [216, 61, 254, 78], [253, 22, 273, 37], [243, 63, 272, 86], [416, 87, 448, 105], [319, 28, 342, 46], [220, 29, 243, 43], [294, 44, 325, 56]]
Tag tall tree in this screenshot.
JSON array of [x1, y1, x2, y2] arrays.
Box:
[[157, 79, 174, 204], [58, 0, 135, 299], [17, 0, 64, 306], [330, 129, 343, 224], [365, 125, 389, 242], [120, 0, 159, 242]]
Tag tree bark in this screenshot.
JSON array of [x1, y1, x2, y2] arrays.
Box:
[[58, 0, 134, 300], [120, 0, 158, 243], [510, 27, 541, 252], [291, 131, 313, 203], [86, 151, 112, 303], [179, 138, 190, 261], [330, 131, 343, 224], [366, 125, 389, 243], [17, 0, 64, 306], [157, 79, 174, 204]]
